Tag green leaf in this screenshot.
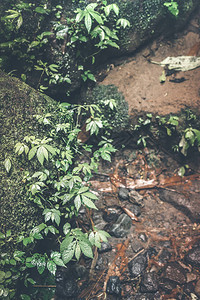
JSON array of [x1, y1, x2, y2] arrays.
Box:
[[37, 146, 45, 165], [60, 235, 74, 253], [53, 257, 66, 267], [63, 223, 71, 235], [4, 158, 12, 173], [37, 256, 46, 274], [79, 241, 93, 258], [62, 244, 75, 264], [28, 146, 37, 160], [35, 7, 48, 14], [85, 13, 92, 32], [82, 195, 97, 210], [47, 260, 57, 275], [101, 151, 111, 161], [89, 11, 103, 24], [20, 295, 31, 300], [83, 192, 98, 200], [74, 195, 82, 212], [75, 243, 81, 260]]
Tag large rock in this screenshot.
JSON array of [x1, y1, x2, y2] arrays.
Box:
[[158, 185, 200, 222], [0, 0, 199, 99], [0, 70, 57, 249]]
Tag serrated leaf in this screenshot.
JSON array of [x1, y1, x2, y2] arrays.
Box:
[[79, 241, 93, 258], [4, 158, 12, 173]]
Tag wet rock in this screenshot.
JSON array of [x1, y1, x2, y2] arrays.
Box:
[[55, 268, 78, 299], [109, 213, 132, 238], [129, 190, 144, 206], [185, 243, 200, 267], [128, 251, 148, 278], [95, 256, 108, 271], [98, 242, 112, 253], [106, 276, 121, 296], [102, 207, 121, 223], [140, 272, 159, 293], [131, 240, 143, 253], [118, 187, 129, 201], [138, 233, 148, 243], [163, 262, 186, 285], [158, 188, 200, 222]]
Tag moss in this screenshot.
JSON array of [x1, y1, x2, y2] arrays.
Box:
[[86, 84, 129, 132], [0, 70, 58, 252]]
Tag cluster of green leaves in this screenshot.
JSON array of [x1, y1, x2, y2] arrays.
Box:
[[132, 110, 200, 176], [164, 0, 179, 17], [2, 101, 117, 298], [0, 0, 130, 92]]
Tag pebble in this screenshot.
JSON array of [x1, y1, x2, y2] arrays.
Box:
[[118, 187, 129, 201], [140, 271, 159, 293], [98, 241, 112, 253], [128, 251, 148, 278], [195, 279, 200, 297], [138, 232, 148, 243], [102, 207, 121, 223], [131, 239, 143, 253], [106, 276, 121, 296], [109, 213, 132, 238], [162, 262, 186, 284]]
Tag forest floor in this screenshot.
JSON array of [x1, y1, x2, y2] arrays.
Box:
[[75, 10, 200, 300]]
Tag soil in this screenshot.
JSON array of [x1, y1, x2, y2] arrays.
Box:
[[99, 11, 200, 116]]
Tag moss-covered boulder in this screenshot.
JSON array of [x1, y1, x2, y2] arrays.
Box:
[[85, 84, 129, 132], [114, 0, 199, 55], [0, 70, 57, 249]]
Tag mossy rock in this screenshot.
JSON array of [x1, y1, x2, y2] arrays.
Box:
[[0, 70, 57, 252], [86, 84, 129, 132]]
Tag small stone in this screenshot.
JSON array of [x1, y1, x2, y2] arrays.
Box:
[[129, 190, 144, 206], [185, 244, 200, 267], [186, 273, 197, 283], [102, 207, 121, 223], [159, 278, 176, 293], [131, 240, 143, 253], [109, 213, 132, 238], [106, 276, 121, 296], [128, 251, 148, 278], [118, 187, 129, 201], [130, 204, 141, 216], [98, 242, 112, 253], [158, 248, 171, 263], [163, 262, 186, 285], [140, 272, 159, 293], [138, 232, 148, 243], [95, 256, 108, 270]]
